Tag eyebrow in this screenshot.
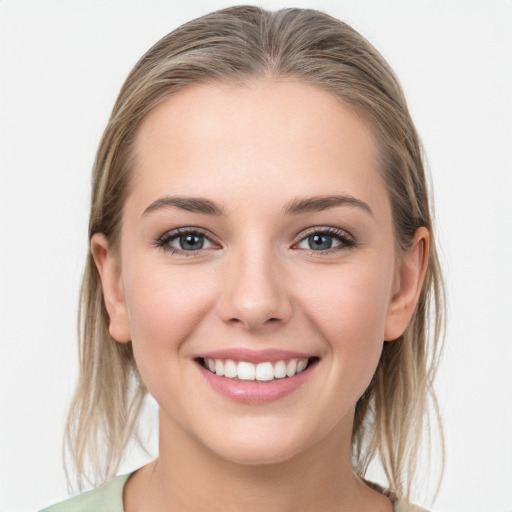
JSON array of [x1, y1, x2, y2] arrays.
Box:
[[142, 194, 373, 218]]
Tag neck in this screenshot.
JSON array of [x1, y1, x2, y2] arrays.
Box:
[[124, 409, 392, 512]]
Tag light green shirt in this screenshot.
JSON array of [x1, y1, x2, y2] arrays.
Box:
[[40, 472, 133, 512]]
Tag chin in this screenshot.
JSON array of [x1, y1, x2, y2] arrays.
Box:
[[213, 439, 306, 467], [195, 418, 322, 467]]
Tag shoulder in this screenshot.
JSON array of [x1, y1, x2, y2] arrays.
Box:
[[394, 499, 430, 512], [39, 472, 132, 512], [362, 479, 429, 512]]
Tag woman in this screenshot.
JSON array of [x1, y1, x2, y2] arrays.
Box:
[[41, 6, 444, 511]]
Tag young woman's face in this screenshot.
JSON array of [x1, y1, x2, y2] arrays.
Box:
[[95, 80, 417, 465]]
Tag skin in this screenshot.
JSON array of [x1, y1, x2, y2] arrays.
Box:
[[92, 80, 428, 511]]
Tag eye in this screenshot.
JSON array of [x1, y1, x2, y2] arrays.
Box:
[[155, 226, 355, 257], [294, 227, 355, 255], [156, 228, 217, 256]]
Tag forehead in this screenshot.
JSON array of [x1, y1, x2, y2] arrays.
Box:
[[129, 80, 387, 218]]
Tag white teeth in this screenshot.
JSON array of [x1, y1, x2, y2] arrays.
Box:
[[204, 357, 311, 381], [274, 360, 287, 379], [215, 359, 224, 376], [224, 359, 237, 378], [297, 359, 308, 373], [286, 359, 297, 377], [237, 361, 255, 380], [255, 362, 274, 381]]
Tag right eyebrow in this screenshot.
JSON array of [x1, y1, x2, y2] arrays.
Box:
[[142, 196, 226, 218]]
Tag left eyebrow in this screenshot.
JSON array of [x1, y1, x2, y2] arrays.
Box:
[[141, 194, 373, 218], [282, 195, 374, 217]]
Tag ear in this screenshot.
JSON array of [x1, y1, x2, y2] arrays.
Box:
[[90, 233, 131, 343], [384, 227, 429, 342]]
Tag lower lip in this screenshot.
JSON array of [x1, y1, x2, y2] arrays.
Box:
[[197, 361, 316, 404]]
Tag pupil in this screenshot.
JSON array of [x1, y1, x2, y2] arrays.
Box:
[[181, 233, 203, 250], [311, 234, 332, 250]]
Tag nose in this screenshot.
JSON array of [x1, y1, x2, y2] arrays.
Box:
[[217, 241, 293, 333]]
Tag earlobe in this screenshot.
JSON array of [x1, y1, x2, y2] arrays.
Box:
[[90, 233, 131, 343], [384, 227, 429, 342]]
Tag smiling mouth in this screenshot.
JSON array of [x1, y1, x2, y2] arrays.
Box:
[[197, 357, 319, 382]]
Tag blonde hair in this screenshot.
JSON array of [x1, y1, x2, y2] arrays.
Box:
[[65, 5, 445, 501]]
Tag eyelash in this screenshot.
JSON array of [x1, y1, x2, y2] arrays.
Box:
[[155, 226, 356, 258]]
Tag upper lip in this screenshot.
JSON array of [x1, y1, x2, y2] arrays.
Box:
[[193, 348, 316, 364]]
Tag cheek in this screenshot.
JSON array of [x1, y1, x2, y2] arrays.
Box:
[[125, 264, 211, 351], [299, 257, 394, 388], [121, 264, 223, 427]]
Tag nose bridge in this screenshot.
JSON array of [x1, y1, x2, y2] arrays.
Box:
[[218, 232, 292, 332]]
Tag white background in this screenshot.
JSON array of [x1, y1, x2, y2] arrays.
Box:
[[1, 1, 511, 511]]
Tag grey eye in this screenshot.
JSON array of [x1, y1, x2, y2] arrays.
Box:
[[179, 233, 205, 250], [166, 231, 215, 251], [296, 233, 342, 251], [308, 234, 335, 250]]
